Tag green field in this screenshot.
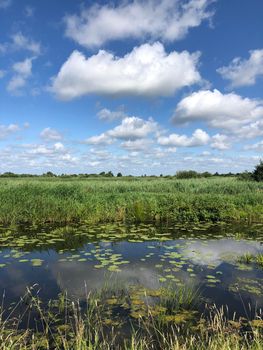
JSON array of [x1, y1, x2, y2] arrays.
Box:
[[0, 177, 263, 225]]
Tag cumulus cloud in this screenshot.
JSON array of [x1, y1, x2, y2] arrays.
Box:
[[40, 127, 63, 141], [6, 76, 26, 93], [0, 142, 76, 173], [158, 128, 210, 147], [97, 107, 126, 122], [85, 133, 113, 146], [7, 57, 34, 93], [13, 57, 33, 76], [0, 124, 19, 139], [173, 89, 263, 136], [211, 134, 231, 150], [121, 139, 153, 151], [23, 142, 76, 163], [51, 42, 201, 100], [235, 120, 263, 139], [64, 0, 214, 48], [108, 117, 158, 140], [217, 49, 263, 87], [0, 32, 41, 57], [85, 116, 158, 145], [89, 149, 112, 160]]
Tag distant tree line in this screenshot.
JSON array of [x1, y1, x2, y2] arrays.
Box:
[[0, 161, 262, 181], [0, 171, 116, 178]]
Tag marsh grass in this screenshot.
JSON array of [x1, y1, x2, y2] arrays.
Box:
[[158, 283, 201, 312], [255, 254, 263, 267], [237, 253, 255, 264], [237, 253, 263, 268], [0, 285, 262, 350], [0, 177, 263, 225]]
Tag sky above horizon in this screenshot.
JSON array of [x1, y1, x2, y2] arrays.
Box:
[[0, 0, 263, 175]]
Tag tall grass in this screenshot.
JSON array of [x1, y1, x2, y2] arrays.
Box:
[[0, 286, 262, 350], [0, 177, 262, 225]]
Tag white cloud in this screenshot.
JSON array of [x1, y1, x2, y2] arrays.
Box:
[[28, 144, 56, 156], [173, 89, 263, 136], [97, 107, 126, 122], [54, 142, 65, 151], [0, 124, 19, 139], [85, 133, 113, 146], [85, 116, 158, 145], [65, 0, 214, 48], [7, 76, 26, 93], [0, 0, 11, 9], [158, 128, 210, 147], [217, 49, 263, 87], [26, 142, 70, 157], [108, 117, 158, 140], [89, 149, 112, 160], [51, 42, 201, 100], [121, 139, 153, 151], [245, 140, 263, 152], [13, 57, 33, 77], [0, 136, 260, 175], [7, 57, 34, 94], [40, 128, 63, 141], [235, 120, 263, 139], [211, 134, 230, 150], [5, 142, 77, 170], [0, 70, 5, 78], [11, 32, 41, 55]]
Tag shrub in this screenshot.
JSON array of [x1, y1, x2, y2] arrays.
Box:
[[252, 160, 263, 182], [237, 171, 252, 181], [176, 170, 199, 179]]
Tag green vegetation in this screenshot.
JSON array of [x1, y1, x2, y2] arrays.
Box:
[[252, 160, 263, 182], [237, 253, 263, 268], [0, 176, 263, 225], [176, 170, 212, 179], [1, 285, 262, 350]]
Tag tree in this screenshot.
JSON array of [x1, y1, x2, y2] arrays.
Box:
[[252, 160, 263, 182], [0, 172, 18, 177], [106, 171, 114, 177], [176, 170, 199, 179], [117, 172, 122, 177], [201, 171, 212, 178], [42, 171, 56, 177]]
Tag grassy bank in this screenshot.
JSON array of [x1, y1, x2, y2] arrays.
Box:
[[0, 177, 263, 225]]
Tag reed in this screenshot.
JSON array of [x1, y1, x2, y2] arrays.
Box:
[[0, 177, 262, 225]]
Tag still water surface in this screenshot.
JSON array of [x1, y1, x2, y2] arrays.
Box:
[[0, 222, 262, 319]]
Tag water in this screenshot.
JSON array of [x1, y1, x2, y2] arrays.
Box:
[[0, 222, 263, 321]]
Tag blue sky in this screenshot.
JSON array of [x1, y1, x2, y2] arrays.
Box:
[[0, 0, 263, 175]]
